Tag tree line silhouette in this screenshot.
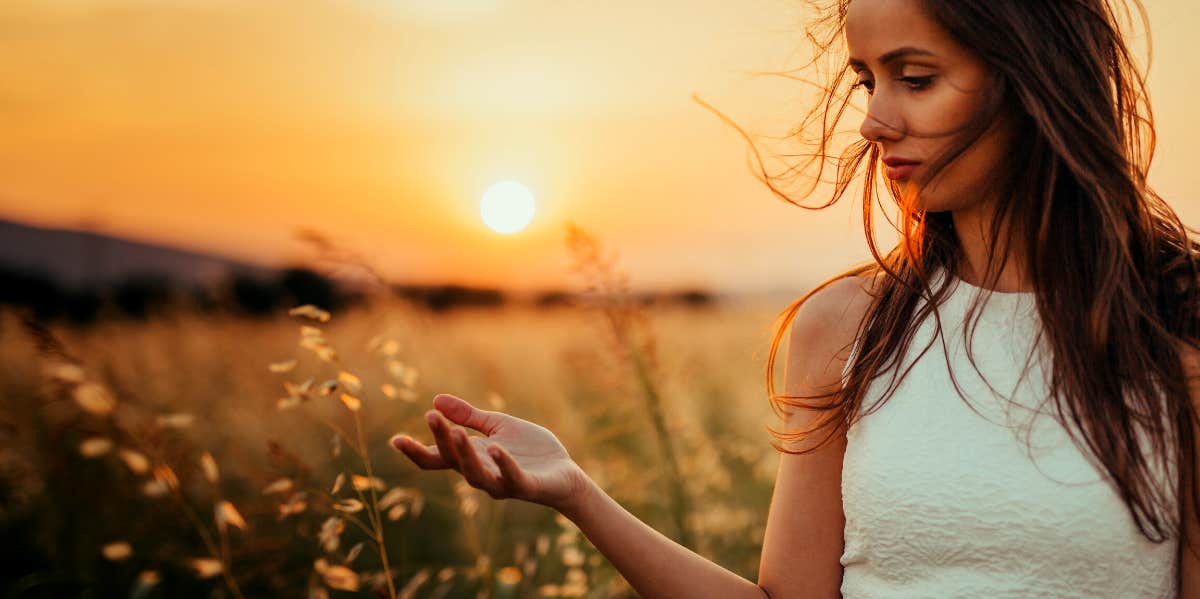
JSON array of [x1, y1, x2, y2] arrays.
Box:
[[0, 265, 715, 326]]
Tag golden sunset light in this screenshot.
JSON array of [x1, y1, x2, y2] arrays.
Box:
[[4, 2, 1200, 598], [0, 1, 1196, 294], [480, 180, 536, 235]]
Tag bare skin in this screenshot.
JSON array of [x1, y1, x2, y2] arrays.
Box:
[[391, 394, 589, 514]]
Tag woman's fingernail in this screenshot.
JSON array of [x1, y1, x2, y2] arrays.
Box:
[[390, 434, 406, 450]]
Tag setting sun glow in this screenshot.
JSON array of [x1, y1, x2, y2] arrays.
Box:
[[480, 180, 536, 234]]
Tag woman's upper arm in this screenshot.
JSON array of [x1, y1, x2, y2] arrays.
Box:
[[758, 276, 873, 599], [1178, 341, 1200, 596]]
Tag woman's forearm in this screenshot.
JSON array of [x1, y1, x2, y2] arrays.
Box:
[[558, 474, 768, 599]]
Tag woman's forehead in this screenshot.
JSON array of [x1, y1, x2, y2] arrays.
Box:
[[844, 0, 956, 64]]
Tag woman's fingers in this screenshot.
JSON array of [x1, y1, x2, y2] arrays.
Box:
[[428, 411, 465, 471], [393, 397, 527, 498], [432, 394, 504, 436], [488, 444, 531, 496], [452, 428, 505, 497], [390, 434, 449, 470]]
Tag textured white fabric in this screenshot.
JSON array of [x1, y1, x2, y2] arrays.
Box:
[[839, 266, 1179, 598]]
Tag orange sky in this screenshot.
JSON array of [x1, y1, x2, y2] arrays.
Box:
[[1, 0, 1197, 295]]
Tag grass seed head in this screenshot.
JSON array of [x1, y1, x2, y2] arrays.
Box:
[[269, 359, 298, 373], [200, 452, 220, 483], [101, 541, 133, 561], [289, 305, 331, 323], [215, 500, 249, 532], [337, 371, 361, 394], [188, 558, 224, 579], [156, 413, 195, 429], [338, 393, 361, 412], [314, 558, 359, 592], [318, 516, 345, 552], [262, 478, 294, 495], [73, 382, 116, 416], [118, 449, 151, 475], [79, 437, 114, 458]]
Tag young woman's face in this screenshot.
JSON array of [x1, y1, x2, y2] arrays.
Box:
[[844, 0, 1015, 213]]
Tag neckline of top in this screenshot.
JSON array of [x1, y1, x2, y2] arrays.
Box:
[[931, 266, 1038, 319], [950, 272, 1036, 297]]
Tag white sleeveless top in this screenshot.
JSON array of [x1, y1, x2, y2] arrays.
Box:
[[839, 266, 1179, 598]]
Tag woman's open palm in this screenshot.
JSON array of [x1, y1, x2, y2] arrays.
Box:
[[390, 394, 589, 513]]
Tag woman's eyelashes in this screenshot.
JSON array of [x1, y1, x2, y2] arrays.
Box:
[[850, 75, 936, 94]]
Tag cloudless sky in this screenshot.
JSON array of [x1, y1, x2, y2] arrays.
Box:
[[1, 0, 1196, 295]]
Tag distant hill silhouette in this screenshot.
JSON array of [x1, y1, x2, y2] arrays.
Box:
[[0, 218, 272, 289], [0, 217, 719, 323]]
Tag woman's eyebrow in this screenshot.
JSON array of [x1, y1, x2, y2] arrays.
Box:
[[847, 46, 937, 70]]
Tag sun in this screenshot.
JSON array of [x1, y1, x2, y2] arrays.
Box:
[[480, 180, 536, 234]]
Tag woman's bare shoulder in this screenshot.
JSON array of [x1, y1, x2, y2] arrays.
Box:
[[783, 271, 880, 394], [791, 272, 879, 341]]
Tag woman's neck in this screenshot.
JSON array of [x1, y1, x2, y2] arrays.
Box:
[[950, 200, 1033, 293]]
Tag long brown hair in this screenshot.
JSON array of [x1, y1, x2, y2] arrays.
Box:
[[754, 0, 1200, 552]]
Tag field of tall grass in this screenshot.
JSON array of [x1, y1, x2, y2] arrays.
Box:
[[0, 237, 797, 598]]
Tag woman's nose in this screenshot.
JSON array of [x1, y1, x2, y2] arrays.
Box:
[[859, 100, 904, 142]]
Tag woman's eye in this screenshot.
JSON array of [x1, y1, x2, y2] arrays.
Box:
[[900, 75, 935, 90], [850, 79, 875, 94], [850, 75, 935, 95]]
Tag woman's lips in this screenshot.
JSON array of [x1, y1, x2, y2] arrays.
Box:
[[885, 163, 919, 180]]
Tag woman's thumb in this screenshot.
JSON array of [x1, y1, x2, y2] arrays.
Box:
[[432, 393, 504, 435]]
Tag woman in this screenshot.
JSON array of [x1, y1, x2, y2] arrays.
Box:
[[391, 0, 1200, 596]]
